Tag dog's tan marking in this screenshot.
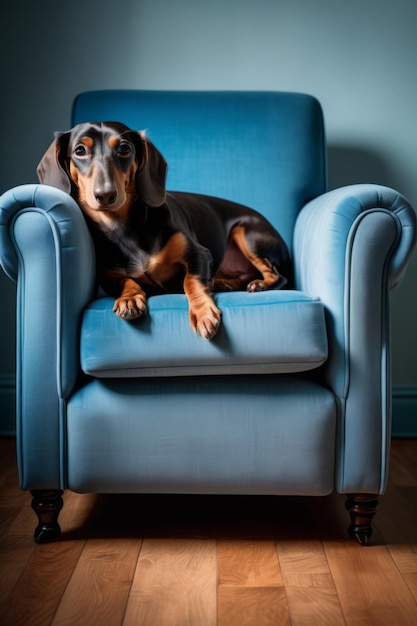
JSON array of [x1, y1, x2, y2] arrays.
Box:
[[112, 277, 147, 320], [69, 159, 138, 227], [109, 232, 221, 336], [230, 225, 280, 292], [108, 135, 120, 149], [146, 232, 188, 286], [183, 273, 221, 339], [146, 231, 221, 339], [80, 136, 94, 150]]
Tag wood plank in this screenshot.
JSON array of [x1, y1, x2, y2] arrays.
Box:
[[277, 539, 345, 625], [57, 491, 101, 539], [123, 538, 217, 626], [324, 540, 417, 625], [3, 493, 39, 537], [0, 534, 34, 606], [374, 440, 417, 604], [376, 485, 417, 602], [1, 540, 85, 626], [218, 586, 289, 626], [0, 439, 30, 538], [52, 538, 141, 626], [218, 539, 290, 626], [388, 440, 417, 486], [1, 438, 417, 626], [218, 539, 283, 587]]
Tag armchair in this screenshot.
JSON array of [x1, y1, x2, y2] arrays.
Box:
[[0, 91, 415, 544]]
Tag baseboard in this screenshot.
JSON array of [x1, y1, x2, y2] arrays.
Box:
[[0, 375, 16, 436], [392, 386, 417, 437], [0, 378, 416, 437]]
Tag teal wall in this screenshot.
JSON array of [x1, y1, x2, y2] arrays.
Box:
[[1, 0, 416, 433]]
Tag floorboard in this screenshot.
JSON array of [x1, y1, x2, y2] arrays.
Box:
[[124, 538, 217, 626], [53, 539, 141, 626], [0, 438, 416, 625]]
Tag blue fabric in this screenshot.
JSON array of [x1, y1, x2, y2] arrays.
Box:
[[294, 184, 417, 492], [72, 90, 327, 254], [0, 184, 96, 489], [81, 291, 328, 377], [67, 376, 336, 496]]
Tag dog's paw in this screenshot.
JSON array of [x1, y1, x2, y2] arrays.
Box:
[[190, 304, 222, 340], [247, 280, 267, 292], [113, 294, 147, 320]]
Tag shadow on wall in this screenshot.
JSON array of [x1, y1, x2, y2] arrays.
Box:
[[327, 144, 406, 193]]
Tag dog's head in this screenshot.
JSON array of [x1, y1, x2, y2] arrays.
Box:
[[37, 121, 167, 222]]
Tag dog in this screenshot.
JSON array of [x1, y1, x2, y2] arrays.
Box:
[[37, 121, 291, 339]]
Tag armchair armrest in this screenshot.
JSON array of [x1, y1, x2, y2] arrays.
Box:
[[294, 183, 416, 494], [0, 184, 96, 489]]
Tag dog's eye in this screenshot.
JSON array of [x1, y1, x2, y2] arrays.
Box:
[[74, 145, 88, 157], [117, 142, 132, 157]]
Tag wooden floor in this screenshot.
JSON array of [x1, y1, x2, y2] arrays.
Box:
[[0, 438, 416, 625]]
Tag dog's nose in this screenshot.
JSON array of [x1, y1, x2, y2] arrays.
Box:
[[95, 191, 117, 205], [94, 184, 117, 206]]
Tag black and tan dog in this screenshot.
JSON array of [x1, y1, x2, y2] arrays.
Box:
[[37, 121, 290, 339]]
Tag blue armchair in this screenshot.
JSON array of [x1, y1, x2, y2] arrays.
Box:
[[1, 91, 415, 544]]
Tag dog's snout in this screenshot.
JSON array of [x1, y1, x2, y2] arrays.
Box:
[[95, 188, 117, 205], [94, 170, 118, 206]]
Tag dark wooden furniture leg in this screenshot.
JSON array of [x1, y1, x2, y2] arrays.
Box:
[[345, 494, 379, 545], [30, 489, 64, 543]]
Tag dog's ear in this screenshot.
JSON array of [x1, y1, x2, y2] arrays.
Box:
[[36, 131, 72, 194], [134, 133, 167, 207]]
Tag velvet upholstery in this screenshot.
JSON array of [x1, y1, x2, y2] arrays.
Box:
[[0, 91, 415, 540]]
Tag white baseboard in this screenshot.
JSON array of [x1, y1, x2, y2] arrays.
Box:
[[0, 377, 416, 437]]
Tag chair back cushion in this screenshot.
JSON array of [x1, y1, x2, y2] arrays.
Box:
[[72, 90, 327, 253]]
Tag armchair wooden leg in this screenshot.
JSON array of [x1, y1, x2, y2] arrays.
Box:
[[345, 494, 379, 545], [30, 489, 64, 543]]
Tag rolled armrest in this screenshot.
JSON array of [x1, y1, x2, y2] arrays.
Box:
[[294, 183, 416, 493], [0, 184, 96, 489], [294, 184, 416, 294], [294, 183, 416, 392]]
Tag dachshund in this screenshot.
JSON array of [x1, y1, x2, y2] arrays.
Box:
[[37, 121, 291, 339]]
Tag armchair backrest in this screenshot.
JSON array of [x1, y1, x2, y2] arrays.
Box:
[[72, 90, 327, 253]]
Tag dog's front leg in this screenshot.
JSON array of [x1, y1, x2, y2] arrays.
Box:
[[112, 277, 147, 320], [182, 244, 222, 340], [184, 274, 222, 339]]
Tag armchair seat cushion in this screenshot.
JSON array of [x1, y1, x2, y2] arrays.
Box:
[[80, 290, 328, 378]]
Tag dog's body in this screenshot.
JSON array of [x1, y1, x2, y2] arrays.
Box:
[[37, 121, 290, 339]]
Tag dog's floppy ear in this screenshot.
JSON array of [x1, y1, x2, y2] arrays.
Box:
[[36, 131, 72, 194], [134, 133, 167, 207]]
